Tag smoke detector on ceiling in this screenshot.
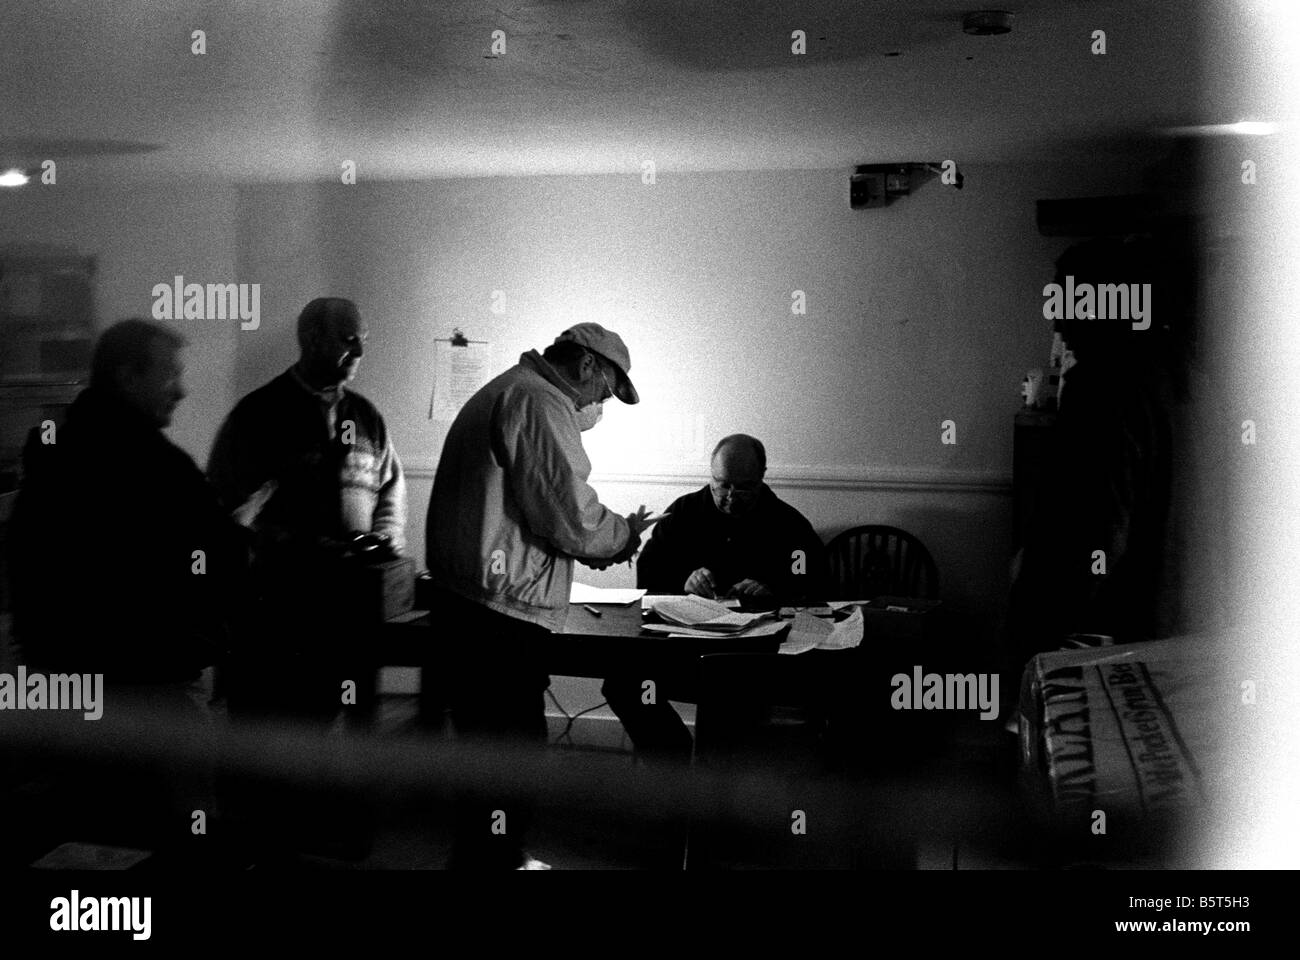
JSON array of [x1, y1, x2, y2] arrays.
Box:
[[963, 11, 1014, 36]]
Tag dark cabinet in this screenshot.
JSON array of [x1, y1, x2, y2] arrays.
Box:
[[0, 249, 96, 493]]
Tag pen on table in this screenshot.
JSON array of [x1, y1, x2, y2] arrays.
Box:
[[583, 604, 603, 617]]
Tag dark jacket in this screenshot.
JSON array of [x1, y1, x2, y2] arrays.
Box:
[[8, 387, 244, 682], [208, 368, 406, 563], [637, 484, 827, 602], [1012, 357, 1172, 659]]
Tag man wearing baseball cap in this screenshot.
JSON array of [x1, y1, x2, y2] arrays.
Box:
[[425, 322, 651, 870]]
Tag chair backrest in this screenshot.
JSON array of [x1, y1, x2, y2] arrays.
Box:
[[824, 525, 939, 600]]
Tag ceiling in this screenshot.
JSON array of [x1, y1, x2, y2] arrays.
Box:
[[0, 0, 1289, 182]]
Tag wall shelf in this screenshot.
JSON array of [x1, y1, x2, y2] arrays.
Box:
[[0, 249, 96, 492]]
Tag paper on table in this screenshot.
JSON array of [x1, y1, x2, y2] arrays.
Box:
[[648, 595, 731, 622], [640, 607, 861, 650], [781, 611, 832, 655], [643, 620, 789, 640], [651, 596, 775, 632], [828, 600, 871, 612], [641, 594, 740, 611], [778, 631, 820, 655], [820, 607, 865, 649], [569, 583, 647, 605], [778, 608, 864, 653]]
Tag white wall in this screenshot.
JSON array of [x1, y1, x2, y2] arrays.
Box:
[[237, 167, 1090, 476]]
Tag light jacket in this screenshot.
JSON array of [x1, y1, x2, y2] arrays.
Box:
[[427, 351, 630, 630]]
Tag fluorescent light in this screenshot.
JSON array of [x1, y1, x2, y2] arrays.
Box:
[[0, 169, 31, 187]]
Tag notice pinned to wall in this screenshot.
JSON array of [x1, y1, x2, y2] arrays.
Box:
[[428, 331, 491, 421]]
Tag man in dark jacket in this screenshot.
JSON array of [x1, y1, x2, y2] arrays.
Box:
[[11, 318, 240, 681], [206, 297, 406, 862], [207, 297, 406, 724], [8, 318, 244, 859], [1009, 238, 1174, 676], [603, 434, 827, 768], [636, 434, 827, 603]]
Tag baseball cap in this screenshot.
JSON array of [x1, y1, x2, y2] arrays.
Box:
[[554, 323, 639, 404]]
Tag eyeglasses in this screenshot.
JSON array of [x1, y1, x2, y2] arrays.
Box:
[[593, 361, 614, 403], [710, 477, 761, 496]]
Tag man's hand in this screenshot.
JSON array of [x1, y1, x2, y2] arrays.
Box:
[[611, 505, 652, 567], [578, 506, 654, 570], [231, 478, 278, 528], [626, 505, 653, 540], [348, 532, 399, 562], [727, 578, 774, 599], [684, 568, 719, 599]]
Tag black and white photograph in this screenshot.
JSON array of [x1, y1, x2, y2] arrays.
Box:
[[0, 0, 1295, 942]]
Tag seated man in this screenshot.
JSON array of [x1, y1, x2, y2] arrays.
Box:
[[639, 433, 826, 604], [602, 434, 827, 765]]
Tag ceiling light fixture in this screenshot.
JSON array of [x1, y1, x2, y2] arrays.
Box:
[[1224, 120, 1278, 136], [0, 168, 31, 187], [962, 11, 1014, 36], [1164, 120, 1280, 137]]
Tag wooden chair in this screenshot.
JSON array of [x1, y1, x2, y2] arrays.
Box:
[[824, 525, 939, 600]]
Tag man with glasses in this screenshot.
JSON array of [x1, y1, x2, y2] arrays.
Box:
[[636, 434, 826, 602], [425, 322, 651, 870], [601, 435, 826, 804]]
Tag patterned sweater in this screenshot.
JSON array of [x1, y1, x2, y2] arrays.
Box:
[[208, 367, 406, 560]]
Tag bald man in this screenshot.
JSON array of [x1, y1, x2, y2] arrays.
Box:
[[208, 297, 406, 859], [636, 434, 826, 603], [209, 297, 406, 566], [603, 435, 827, 775]]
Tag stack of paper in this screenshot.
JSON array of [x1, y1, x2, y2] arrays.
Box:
[[647, 595, 774, 633], [641, 594, 741, 611], [641, 620, 790, 640]]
